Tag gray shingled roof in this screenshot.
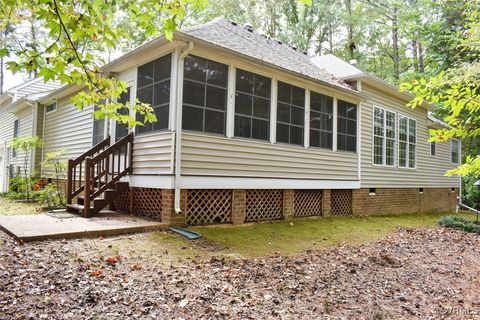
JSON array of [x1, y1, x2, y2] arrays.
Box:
[[179, 18, 352, 91], [310, 54, 364, 79]]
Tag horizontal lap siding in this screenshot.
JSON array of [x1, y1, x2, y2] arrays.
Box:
[[43, 102, 93, 177], [181, 133, 358, 180], [360, 84, 459, 188], [132, 132, 173, 175]]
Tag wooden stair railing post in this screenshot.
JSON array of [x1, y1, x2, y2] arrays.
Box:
[[84, 157, 92, 218], [67, 159, 73, 205]]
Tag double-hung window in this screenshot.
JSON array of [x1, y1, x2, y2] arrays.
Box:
[[183, 55, 228, 135], [309, 91, 333, 149], [451, 139, 460, 164], [115, 88, 131, 141], [136, 53, 171, 134], [373, 107, 395, 165], [337, 100, 357, 152], [276, 81, 305, 146], [398, 116, 416, 168], [234, 69, 271, 140]]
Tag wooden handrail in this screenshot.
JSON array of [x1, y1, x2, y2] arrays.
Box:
[[71, 137, 111, 166]]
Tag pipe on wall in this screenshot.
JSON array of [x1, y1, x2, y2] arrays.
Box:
[[174, 42, 194, 214]]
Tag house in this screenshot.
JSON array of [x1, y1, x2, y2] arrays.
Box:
[[0, 78, 61, 193], [0, 18, 460, 225]]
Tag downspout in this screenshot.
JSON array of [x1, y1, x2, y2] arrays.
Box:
[[174, 42, 194, 214]]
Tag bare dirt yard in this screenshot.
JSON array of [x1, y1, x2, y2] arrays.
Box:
[[1, 226, 479, 319]]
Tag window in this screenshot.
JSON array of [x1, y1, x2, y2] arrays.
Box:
[[451, 139, 460, 164], [373, 107, 395, 165], [430, 141, 436, 156], [337, 100, 357, 152], [398, 116, 416, 168], [276, 81, 305, 145], [115, 88, 131, 141], [310, 91, 333, 149], [182, 55, 228, 135], [45, 102, 57, 114], [92, 105, 105, 146], [12, 119, 19, 158], [234, 69, 271, 140], [136, 53, 171, 134]]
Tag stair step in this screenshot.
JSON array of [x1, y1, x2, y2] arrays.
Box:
[[66, 203, 94, 213]]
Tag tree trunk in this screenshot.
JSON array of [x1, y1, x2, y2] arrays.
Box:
[[412, 40, 419, 72], [392, 6, 400, 81], [418, 41, 425, 73], [345, 0, 355, 59]]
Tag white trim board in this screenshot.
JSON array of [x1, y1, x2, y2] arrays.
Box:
[[124, 175, 360, 190]]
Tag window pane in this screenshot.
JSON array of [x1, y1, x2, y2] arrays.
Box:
[[374, 108, 384, 136], [431, 142, 436, 156], [207, 60, 228, 87], [290, 126, 304, 145], [235, 93, 253, 116], [409, 144, 416, 168], [386, 111, 395, 138], [154, 80, 170, 106], [184, 55, 206, 82], [154, 54, 172, 82], [346, 119, 356, 135], [277, 81, 291, 103], [399, 142, 407, 167], [399, 117, 408, 141], [320, 131, 332, 149], [182, 105, 203, 132], [311, 91, 333, 113], [346, 135, 356, 152], [137, 86, 153, 105], [277, 103, 290, 123], [153, 105, 169, 131], [253, 97, 270, 119], [409, 119, 416, 143], [310, 111, 321, 129], [206, 86, 226, 110], [322, 114, 333, 132], [116, 88, 130, 141], [374, 136, 383, 165], [252, 119, 269, 141], [291, 106, 304, 126], [137, 61, 154, 88], [276, 123, 289, 143], [183, 80, 205, 107], [291, 86, 305, 107], [254, 74, 271, 98], [310, 130, 320, 147], [236, 69, 253, 94], [386, 139, 395, 166], [235, 115, 251, 138], [205, 110, 225, 134]]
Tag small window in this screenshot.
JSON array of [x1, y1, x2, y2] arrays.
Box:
[[310, 91, 333, 149], [115, 88, 131, 141], [92, 105, 105, 146], [430, 141, 436, 156], [337, 100, 357, 152], [136, 53, 172, 134], [45, 102, 57, 114], [234, 69, 271, 141], [12, 119, 19, 157], [276, 81, 305, 146], [451, 139, 460, 164], [182, 55, 228, 135]]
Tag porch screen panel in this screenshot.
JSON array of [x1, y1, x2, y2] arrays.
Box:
[[309, 91, 333, 149], [276, 81, 305, 145], [136, 53, 171, 134], [92, 105, 105, 146], [234, 69, 271, 140], [115, 88, 130, 141], [337, 100, 357, 152], [182, 55, 228, 135]]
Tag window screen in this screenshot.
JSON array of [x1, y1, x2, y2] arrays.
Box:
[[309, 91, 333, 149], [276, 81, 305, 145], [92, 105, 105, 146], [115, 88, 130, 141], [337, 100, 357, 152]]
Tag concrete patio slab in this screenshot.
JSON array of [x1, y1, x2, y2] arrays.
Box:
[[0, 211, 167, 243]]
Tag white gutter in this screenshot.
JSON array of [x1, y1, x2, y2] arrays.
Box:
[[174, 42, 194, 214]]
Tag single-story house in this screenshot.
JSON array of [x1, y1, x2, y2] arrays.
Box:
[[0, 18, 460, 225]]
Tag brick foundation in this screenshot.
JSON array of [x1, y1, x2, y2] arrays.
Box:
[[113, 187, 458, 226]]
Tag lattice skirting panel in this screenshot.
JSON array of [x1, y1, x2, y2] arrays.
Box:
[[113, 188, 163, 221], [331, 189, 352, 216], [245, 189, 283, 222], [186, 189, 232, 225], [294, 190, 323, 217]]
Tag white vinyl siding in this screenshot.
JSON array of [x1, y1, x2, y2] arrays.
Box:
[[131, 131, 174, 175]]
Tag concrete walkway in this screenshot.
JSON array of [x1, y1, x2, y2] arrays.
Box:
[[0, 211, 167, 243]]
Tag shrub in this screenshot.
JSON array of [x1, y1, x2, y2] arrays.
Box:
[[8, 176, 29, 193], [36, 183, 65, 208], [439, 216, 480, 234], [462, 175, 480, 209]]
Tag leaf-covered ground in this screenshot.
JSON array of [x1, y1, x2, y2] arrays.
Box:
[[1, 227, 479, 319], [0, 197, 44, 216]]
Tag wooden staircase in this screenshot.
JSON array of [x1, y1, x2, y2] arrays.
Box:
[[66, 133, 134, 217]]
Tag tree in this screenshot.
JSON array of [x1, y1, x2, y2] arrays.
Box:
[[42, 150, 67, 207], [0, 0, 207, 128], [10, 135, 42, 200]]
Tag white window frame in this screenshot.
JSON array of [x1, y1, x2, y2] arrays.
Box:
[[45, 101, 57, 114], [397, 114, 416, 169], [451, 139, 460, 164], [372, 106, 396, 167]]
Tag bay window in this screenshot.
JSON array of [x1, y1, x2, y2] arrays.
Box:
[[182, 55, 228, 135], [337, 100, 357, 152], [276, 81, 305, 145], [309, 91, 333, 149], [234, 69, 271, 140]]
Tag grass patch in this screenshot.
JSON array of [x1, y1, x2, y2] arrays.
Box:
[[439, 215, 480, 234], [0, 196, 44, 216], [191, 212, 476, 257]]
